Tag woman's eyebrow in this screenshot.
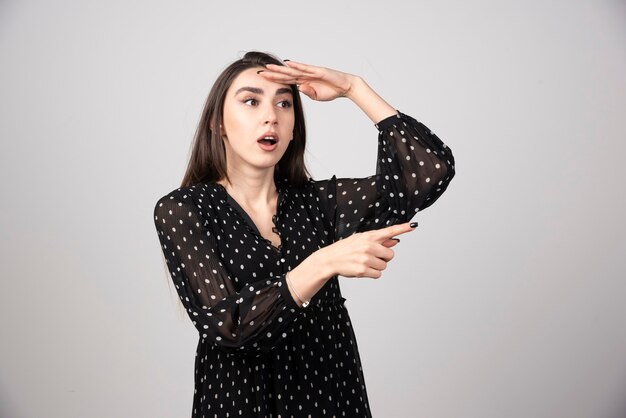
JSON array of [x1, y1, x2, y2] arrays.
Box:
[[235, 86, 263, 95], [275, 87, 293, 96], [234, 87, 293, 96]]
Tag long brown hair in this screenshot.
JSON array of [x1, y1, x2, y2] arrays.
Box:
[[180, 51, 309, 188]]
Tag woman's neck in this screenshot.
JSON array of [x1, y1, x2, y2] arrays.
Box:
[[219, 169, 278, 208]]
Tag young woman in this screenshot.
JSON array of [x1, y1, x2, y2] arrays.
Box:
[[153, 51, 455, 417]]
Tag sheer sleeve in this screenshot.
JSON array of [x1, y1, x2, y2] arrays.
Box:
[[315, 111, 455, 239], [153, 191, 302, 354]]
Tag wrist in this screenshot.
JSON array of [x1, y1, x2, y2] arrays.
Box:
[[286, 249, 333, 307], [312, 246, 335, 280], [285, 271, 310, 307], [344, 75, 365, 100], [342, 76, 396, 123], [299, 247, 335, 283]]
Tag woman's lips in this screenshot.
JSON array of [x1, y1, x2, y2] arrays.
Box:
[[257, 134, 279, 151], [257, 139, 278, 151]]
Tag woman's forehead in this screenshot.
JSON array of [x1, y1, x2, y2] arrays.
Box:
[[229, 67, 292, 95]]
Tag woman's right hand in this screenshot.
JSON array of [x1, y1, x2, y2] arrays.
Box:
[[319, 222, 417, 279], [285, 222, 417, 306]]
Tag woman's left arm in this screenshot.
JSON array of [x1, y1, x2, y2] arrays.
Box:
[[263, 61, 456, 237]]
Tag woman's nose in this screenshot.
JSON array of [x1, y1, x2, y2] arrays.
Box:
[[263, 104, 278, 124]]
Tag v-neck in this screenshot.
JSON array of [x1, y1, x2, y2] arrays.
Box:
[[225, 193, 261, 235], [214, 182, 284, 251]]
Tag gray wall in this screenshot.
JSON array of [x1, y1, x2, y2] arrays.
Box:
[[1, 0, 625, 417]]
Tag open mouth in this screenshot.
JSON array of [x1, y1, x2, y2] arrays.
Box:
[[258, 137, 277, 146], [257, 133, 279, 147]]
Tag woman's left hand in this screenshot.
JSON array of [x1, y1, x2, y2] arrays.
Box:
[[263, 58, 397, 124], [262, 60, 358, 102]]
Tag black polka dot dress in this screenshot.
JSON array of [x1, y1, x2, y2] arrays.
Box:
[[153, 112, 455, 417]]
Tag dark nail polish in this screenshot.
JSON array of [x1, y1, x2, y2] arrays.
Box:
[[283, 59, 290, 62], [392, 238, 400, 243], [410, 222, 418, 228], [257, 70, 264, 74]]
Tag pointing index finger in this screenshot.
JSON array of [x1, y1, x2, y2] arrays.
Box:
[[374, 222, 417, 241]]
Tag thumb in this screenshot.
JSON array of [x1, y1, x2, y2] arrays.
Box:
[[296, 84, 316, 100]]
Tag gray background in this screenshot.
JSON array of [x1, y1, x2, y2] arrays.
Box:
[[1, 0, 625, 417]]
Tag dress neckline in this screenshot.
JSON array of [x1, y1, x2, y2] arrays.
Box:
[[212, 182, 286, 252]]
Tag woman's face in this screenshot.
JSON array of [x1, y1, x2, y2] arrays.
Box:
[[221, 67, 295, 175]]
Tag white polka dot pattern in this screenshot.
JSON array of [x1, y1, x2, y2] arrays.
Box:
[[153, 111, 455, 417]]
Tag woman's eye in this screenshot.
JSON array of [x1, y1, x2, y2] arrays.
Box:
[[277, 100, 292, 109], [243, 98, 258, 106]]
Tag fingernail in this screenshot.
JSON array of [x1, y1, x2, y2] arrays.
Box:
[[283, 59, 290, 62], [392, 238, 400, 243], [410, 222, 418, 228], [257, 70, 264, 74]]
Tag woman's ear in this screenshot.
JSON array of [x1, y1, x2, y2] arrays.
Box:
[[209, 120, 227, 138]]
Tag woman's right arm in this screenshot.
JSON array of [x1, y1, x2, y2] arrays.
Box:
[[285, 222, 416, 306], [153, 190, 303, 354]]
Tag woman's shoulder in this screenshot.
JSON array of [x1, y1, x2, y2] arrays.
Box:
[[301, 176, 337, 196], [298, 176, 337, 189], [285, 177, 338, 212], [286, 177, 335, 197], [154, 182, 224, 214]]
